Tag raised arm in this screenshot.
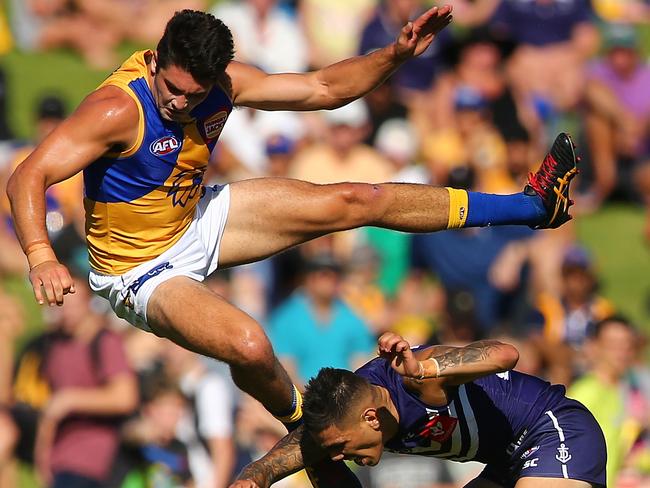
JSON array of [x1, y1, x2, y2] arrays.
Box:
[[227, 5, 452, 111], [378, 332, 519, 386], [6, 86, 139, 306]]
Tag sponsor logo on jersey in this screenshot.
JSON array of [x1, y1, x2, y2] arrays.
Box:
[[507, 428, 528, 455], [204, 111, 228, 139], [150, 135, 181, 156], [522, 458, 539, 469], [521, 445, 540, 459]]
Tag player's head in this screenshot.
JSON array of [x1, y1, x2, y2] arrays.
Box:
[[303, 368, 387, 467], [153, 10, 234, 121], [587, 316, 639, 376]]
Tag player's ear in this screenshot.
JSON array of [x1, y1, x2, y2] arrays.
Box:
[[363, 408, 380, 430]]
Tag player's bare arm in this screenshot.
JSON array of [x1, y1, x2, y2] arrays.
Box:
[[233, 427, 309, 488], [6, 86, 140, 306], [378, 332, 520, 387], [227, 5, 452, 111]]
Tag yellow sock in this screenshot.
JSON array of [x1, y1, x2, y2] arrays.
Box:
[[275, 385, 303, 425], [446, 187, 469, 229]]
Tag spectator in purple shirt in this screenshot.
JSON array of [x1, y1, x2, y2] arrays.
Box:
[[583, 24, 650, 206], [34, 277, 138, 488]]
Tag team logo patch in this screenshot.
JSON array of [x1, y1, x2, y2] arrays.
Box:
[[556, 443, 572, 463], [418, 415, 458, 444], [204, 111, 228, 139], [150, 135, 181, 156]]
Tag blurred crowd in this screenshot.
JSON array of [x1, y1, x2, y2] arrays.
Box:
[[0, 0, 650, 487]]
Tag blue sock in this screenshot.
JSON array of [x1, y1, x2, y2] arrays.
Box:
[[465, 191, 547, 227]]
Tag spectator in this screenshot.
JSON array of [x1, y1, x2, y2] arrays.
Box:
[[122, 375, 194, 487], [591, 0, 650, 23], [583, 23, 650, 206], [536, 245, 615, 385], [79, 0, 206, 47], [299, 0, 377, 68], [358, 0, 451, 100], [268, 252, 376, 386], [9, 0, 120, 69], [568, 317, 648, 488], [2, 94, 82, 237], [340, 245, 392, 334], [216, 108, 306, 177], [163, 343, 237, 488], [410, 166, 536, 336], [454, 0, 599, 128], [290, 99, 393, 184], [422, 27, 531, 160], [33, 276, 138, 488], [211, 0, 308, 73], [362, 79, 409, 147]]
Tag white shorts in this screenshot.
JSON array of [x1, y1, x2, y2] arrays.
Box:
[[89, 184, 231, 332]]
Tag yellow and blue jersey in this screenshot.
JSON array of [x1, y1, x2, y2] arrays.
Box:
[[84, 51, 232, 274]]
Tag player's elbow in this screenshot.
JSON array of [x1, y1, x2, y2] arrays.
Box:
[[6, 163, 41, 206], [5, 167, 21, 205], [496, 343, 520, 371]]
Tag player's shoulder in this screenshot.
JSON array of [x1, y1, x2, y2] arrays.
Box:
[[80, 85, 140, 121], [69, 85, 141, 142]]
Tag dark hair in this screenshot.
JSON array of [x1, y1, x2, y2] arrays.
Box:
[[587, 315, 636, 340], [157, 10, 234, 82], [303, 368, 372, 433], [37, 95, 66, 120]]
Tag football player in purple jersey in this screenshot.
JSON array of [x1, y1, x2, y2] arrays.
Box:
[[231, 332, 606, 488]]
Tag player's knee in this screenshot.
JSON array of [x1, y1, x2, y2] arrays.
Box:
[[327, 183, 386, 227], [232, 328, 275, 370]]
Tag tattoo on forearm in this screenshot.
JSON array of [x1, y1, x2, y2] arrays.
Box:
[[239, 428, 306, 487], [431, 342, 501, 375]]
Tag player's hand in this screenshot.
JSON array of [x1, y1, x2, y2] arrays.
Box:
[[377, 332, 421, 378], [29, 260, 75, 306], [395, 4, 453, 60]]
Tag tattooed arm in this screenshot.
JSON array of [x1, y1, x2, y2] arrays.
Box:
[[377, 333, 519, 386], [231, 426, 324, 488]]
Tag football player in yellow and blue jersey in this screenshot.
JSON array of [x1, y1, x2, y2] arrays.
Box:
[[9, 7, 579, 487]]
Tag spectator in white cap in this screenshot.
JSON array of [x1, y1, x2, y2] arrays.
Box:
[[290, 99, 393, 184]]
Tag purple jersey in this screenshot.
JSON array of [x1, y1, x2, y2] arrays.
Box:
[[356, 356, 607, 486], [356, 356, 566, 465]]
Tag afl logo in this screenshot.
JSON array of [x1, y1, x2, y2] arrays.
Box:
[[204, 111, 228, 139], [150, 135, 181, 156]]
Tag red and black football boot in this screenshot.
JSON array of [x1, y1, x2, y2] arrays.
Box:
[[525, 132, 579, 229]]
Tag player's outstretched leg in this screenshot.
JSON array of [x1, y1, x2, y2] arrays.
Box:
[[218, 133, 580, 269]]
